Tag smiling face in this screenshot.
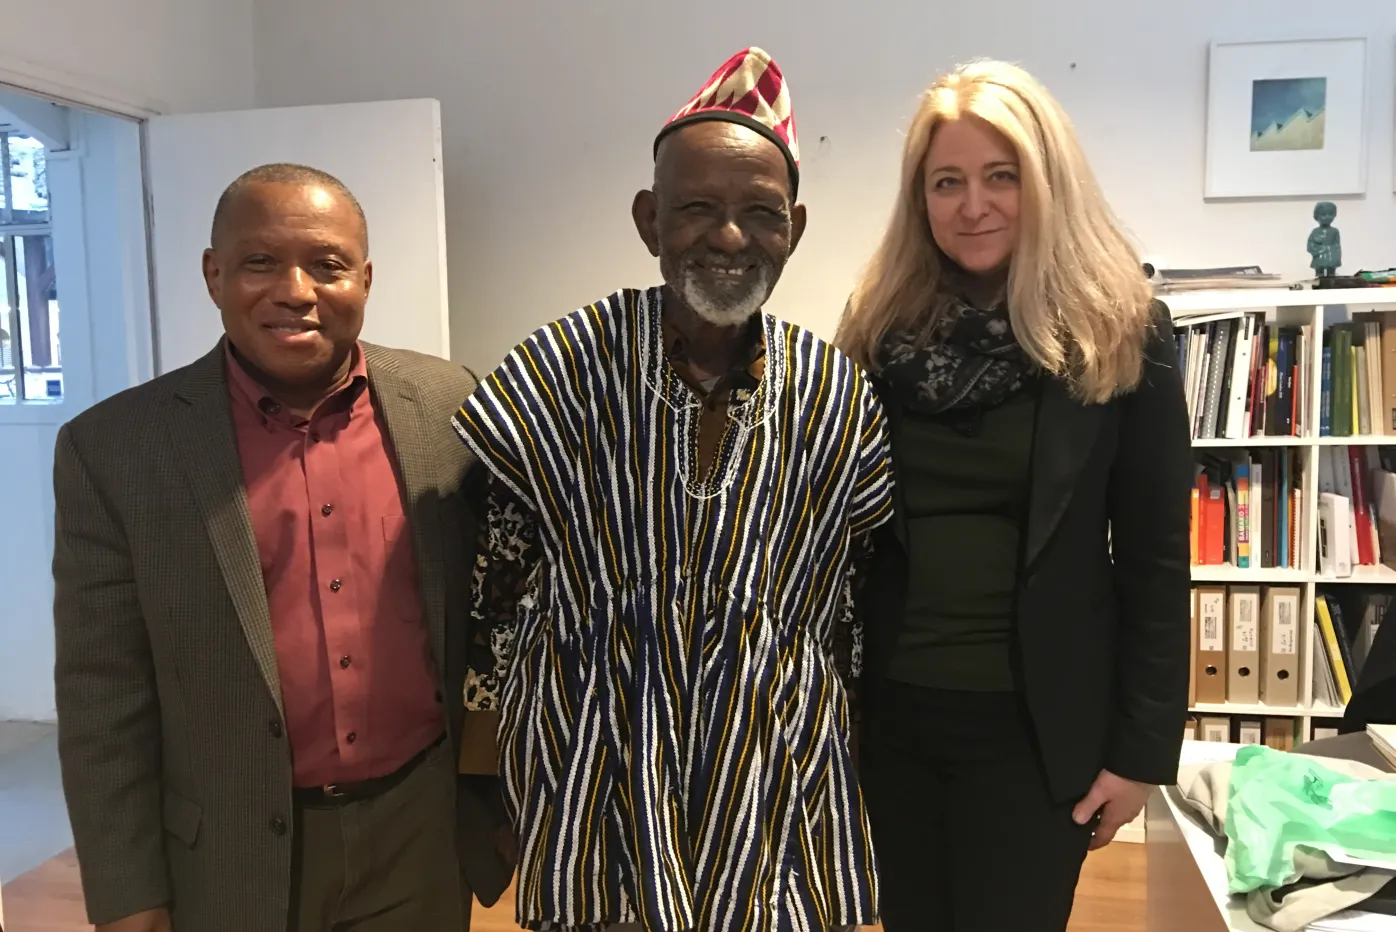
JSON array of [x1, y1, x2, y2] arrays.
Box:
[[634, 121, 806, 327], [202, 181, 371, 397], [923, 115, 1022, 280]]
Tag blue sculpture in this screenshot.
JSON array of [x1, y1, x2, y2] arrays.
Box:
[[1307, 201, 1341, 278]]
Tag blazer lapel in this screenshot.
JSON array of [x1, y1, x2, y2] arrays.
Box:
[[171, 345, 283, 714], [363, 345, 448, 674], [1025, 377, 1104, 568]]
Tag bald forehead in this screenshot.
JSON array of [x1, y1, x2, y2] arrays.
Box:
[[654, 121, 792, 199], [211, 180, 369, 254]]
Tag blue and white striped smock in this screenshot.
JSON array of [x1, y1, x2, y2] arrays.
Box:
[[453, 287, 894, 932]]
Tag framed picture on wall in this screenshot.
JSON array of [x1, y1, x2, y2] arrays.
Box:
[[1204, 37, 1367, 199]]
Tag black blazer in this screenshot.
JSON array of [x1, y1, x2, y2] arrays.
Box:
[[858, 303, 1194, 801]]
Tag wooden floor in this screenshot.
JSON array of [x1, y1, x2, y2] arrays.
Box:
[[2, 843, 1145, 931]]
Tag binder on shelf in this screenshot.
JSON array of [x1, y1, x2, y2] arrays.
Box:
[[1199, 716, 1230, 743], [1264, 717, 1297, 751], [1259, 587, 1301, 707], [1188, 590, 1199, 707], [1194, 586, 1228, 704], [1227, 586, 1262, 705]]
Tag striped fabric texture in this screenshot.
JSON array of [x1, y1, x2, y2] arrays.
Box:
[[453, 287, 894, 931]]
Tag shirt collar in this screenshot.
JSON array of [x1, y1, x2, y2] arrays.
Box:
[[662, 312, 766, 398], [223, 338, 369, 427]]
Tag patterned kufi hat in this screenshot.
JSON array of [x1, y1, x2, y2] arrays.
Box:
[[654, 47, 800, 196]]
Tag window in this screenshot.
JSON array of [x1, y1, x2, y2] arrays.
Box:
[[0, 129, 60, 404]]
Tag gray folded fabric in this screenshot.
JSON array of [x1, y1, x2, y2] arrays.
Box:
[[1176, 754, 1396, 931]]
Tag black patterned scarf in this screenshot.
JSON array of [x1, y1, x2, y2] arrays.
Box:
[[877, 298, 1031, 416]]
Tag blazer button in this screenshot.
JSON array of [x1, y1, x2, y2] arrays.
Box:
[[269, 720, 282, 738], [330, 579, 342, 592], [270, 817, 287, 835]]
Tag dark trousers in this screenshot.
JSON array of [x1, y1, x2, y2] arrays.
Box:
[[288, 738, 471, 932], [861, 682, 1093, 932]]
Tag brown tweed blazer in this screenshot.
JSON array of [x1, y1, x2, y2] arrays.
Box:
[[51, 341, 513, 930]]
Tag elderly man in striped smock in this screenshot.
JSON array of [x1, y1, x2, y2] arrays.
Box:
[[453, 47, 895, 932]]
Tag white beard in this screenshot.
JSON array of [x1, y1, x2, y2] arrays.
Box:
[[677, 261, 773, 327]]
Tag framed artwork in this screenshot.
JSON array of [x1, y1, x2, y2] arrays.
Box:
[[1204, 37, 1368, 199]]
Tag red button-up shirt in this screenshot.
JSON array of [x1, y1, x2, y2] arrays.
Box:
[[225, 342, 444, 787]]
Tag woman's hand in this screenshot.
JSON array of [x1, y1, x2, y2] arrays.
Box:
[[1072, 769, 1151, 850]]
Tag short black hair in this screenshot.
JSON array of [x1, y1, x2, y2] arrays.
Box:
[[209, 162, 368, 254]]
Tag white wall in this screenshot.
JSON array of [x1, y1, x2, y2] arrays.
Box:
[[0, 0, 254, 114], [253, 0, 1396, 372]]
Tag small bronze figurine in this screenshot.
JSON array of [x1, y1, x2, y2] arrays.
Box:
[[1307, 201, 1341, 278]]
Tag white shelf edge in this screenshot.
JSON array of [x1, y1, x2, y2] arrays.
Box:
[[1191, 436, 1393, 446], [1190, 566, 1307, 582], [1315, 435, 1393, 446], [1190, 702, 1317, 717], [1164, 287, 1396, 313], [1315, 565, 1396, 584], [1192, 436, 1307, 447]]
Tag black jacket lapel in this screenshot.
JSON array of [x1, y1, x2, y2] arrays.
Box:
[[1025, 377, 1104, 568]]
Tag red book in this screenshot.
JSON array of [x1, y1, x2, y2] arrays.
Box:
[[1349, 447, 1375, 565]]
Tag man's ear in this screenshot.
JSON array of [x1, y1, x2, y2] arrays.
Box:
[[789, 202, 808, 256], [632, 189, 660, 258], [201, 248, 221, 304]]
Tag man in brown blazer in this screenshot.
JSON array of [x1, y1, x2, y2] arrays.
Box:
[[51, 163, 512, 932]]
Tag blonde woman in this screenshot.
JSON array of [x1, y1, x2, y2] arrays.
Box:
[[837, 60, 1192, 930]]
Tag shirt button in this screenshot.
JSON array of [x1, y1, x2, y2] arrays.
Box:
[[321, 504, 333, 517], [339, 655, 352, 669], [310, 431, 321, 443], [270, 817, 287, 835], [330, 579, 342, 592], [346, 732, 357, 745], [269, 720, 282, 738]]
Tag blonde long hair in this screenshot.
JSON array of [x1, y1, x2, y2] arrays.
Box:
[[836, 60, 1155, 404]]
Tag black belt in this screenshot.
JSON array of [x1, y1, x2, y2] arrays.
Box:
[[292, 733, 445, 808]]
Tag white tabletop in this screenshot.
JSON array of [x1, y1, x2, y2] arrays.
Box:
[[1155, 740, 1396, 931]]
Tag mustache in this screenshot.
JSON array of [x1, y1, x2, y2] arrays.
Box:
[[681, 251, 774, 271]]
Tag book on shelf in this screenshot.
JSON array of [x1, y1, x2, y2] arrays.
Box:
[[1316, 445, 1396, 576], [1192, 450, 1302, 570], [1152, 265, 1287, 293], [1320, 313, 1396, 437], [1313, 589, 1389, 706], [1176, 310, 1311, 440]]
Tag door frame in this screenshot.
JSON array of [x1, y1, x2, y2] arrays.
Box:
[[0, 82, 158, 422], [0, 57, 163, 123]]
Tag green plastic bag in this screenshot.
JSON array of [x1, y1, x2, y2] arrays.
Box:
[[1224, 744, 1396, 893]]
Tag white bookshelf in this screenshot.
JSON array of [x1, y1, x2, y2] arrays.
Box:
[[1173, 287, 1396, 738]]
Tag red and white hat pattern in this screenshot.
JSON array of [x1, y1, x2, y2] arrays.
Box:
[[656, 47, 800, 186]]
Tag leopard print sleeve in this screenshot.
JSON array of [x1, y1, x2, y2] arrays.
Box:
[[831, 531, 873, 690], [464, 476, 543, 711]]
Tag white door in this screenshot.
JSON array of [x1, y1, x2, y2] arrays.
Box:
[[145, 99, 452, 372]]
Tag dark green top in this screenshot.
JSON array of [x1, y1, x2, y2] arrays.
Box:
[[887, 381, 1039, 691]]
